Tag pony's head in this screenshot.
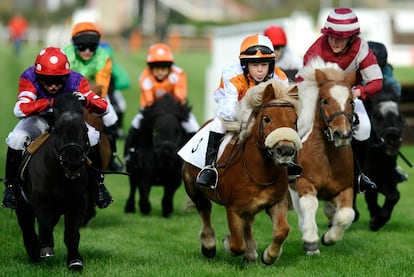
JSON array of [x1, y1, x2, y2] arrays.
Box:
[[53, 94, 89, 179], [366, 83, 404, 155], [245, 79, 302, 166], [298, 56, 356, 147]]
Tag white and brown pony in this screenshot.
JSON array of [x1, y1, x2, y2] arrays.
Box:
[[290, 57, 356, 255]]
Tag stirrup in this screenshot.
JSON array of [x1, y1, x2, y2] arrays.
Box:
[[196, 165, 218, 190], [357, 173, 377, 192]]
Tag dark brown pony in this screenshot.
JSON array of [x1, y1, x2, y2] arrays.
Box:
[[290, 57, 356, 255], [182, 80, 302, 265], [81, 84, 112, 225]]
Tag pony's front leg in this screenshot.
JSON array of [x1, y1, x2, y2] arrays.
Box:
[[262, 200, 290, 265], [242, 217, 258, 263], [138, 181, 151, 215], [15, 202, 41, 263], [321, 187, 355, 245], [369, 188, 400, 231], [64, 210, 83, 271], [36, 207, 57, 258], [223, 210, 248, 259], [198, 201, 216, 259], [124, 174, 138, 213]]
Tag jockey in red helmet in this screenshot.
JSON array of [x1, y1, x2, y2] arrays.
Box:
[[2, 47, 112, 209], [300, 7, 383, 192]]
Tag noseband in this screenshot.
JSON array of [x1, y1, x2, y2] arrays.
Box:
[[318, 97, 356, 142], [257, 100, 296, 155]]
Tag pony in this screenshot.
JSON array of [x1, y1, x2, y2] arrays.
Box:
[[124, 94, 191, 217], [181, 80, 302, 265], [15, 93, 90, 271], [353, 82, 406, 231], [289, 57, 356, 255]]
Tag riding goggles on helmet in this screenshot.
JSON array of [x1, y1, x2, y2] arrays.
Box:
[[75, 44, 98, 52], [37, 75, 68, 86], [241, 45, 273, 56]]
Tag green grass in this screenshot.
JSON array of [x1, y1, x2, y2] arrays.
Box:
[[1, 44, 414, 276]]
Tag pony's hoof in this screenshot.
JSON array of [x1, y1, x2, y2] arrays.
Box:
[[321, 233, 335, 246], [303, 241, 320, 255], [40, 246, 54, 258], [201, 245, 216, 258], [68, 259, 83, 271]]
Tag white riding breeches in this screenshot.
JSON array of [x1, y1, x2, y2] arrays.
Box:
[[353, 98, 371, 141], [6, 115, 100, 151], [131, 111, 200, 134]]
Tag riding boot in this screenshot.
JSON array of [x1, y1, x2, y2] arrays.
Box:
[[2, 148, 23, 209], [352, 140, 377, 192], [104, 124, 123, 172], [196, 132, 225, 189], [124, 127, 141, 169], [395, 165, 408, 183], [88, 145, 113, 209]]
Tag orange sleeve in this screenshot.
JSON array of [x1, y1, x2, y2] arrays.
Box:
[[173, 70, 187, 104], [139, 68, 155, 108], [274, 66, 288, 81], [95, 57, 112, 98]]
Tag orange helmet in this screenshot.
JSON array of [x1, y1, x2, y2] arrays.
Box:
[[146, 43, 174, 67], [264, 25, 287, 46], [321, 8, 360, 39], [71, 22, 101, 45], [34, 47, 70, 76], [239, 34, 275, 76]]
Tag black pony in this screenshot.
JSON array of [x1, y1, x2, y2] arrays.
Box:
[[16, 93, 90, 271], [353, 83, 405, 231], [124, 94, 191, 217]]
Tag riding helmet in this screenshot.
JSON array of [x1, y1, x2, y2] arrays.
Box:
[[34, 47, 70, 76], [321, 7, 360, 38], [146, 43, 174, 68], [239, 34, 275, 76], [264, 25, 287, 47], [71, 21, 101, 45]]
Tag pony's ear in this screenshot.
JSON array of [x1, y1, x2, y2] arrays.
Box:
[[262, 84, 276, 103], [315, 69, 328, 87], [344, 71, 356, 88], [287, 84, 299, 100]]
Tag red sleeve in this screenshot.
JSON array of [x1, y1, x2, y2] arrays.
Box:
[[16, 78, 53, 118], [78, 77, 108, 114]]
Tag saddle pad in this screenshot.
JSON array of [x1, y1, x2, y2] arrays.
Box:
[[178, 118, 229, 169], [26, 133, 50, 154]]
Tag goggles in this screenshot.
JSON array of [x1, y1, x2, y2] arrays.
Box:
[[38, 75, 67, 86], [75, 44, 98, 52], [241, 45, 274, 56]]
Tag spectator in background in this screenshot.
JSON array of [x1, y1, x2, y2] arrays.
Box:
[[264, 25, 302, 82], [8, 13, 28, 56]]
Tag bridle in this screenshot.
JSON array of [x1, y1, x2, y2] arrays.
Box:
[[318, 91, 356, 142]]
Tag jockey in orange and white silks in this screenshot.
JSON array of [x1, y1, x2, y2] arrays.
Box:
[[129, 43, 199, 135], [297, 7, 383, 141], [178, 34, 298, 189]]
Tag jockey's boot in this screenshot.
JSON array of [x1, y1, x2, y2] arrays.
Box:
[[2, 148, 23, 209], [124, 127, 140, 170], [395, 165, 408, 183], [196, 132, 224, 189], [356, 173, 377, 192], [88, 145, 113, 209], [287, 162, 302, 182], [105, 124, 124, 172]]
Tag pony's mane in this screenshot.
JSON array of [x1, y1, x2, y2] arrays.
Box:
[[53, 93, 84, 114], [296, 56, 345, 139], [235, 79, 299, 140]]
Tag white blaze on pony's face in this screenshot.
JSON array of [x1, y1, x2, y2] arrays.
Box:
[[329, 85, 351, 111]]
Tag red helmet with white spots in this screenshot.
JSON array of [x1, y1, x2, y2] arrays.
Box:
[[34, 47, 70, 76], [321, 8, 360, 39]]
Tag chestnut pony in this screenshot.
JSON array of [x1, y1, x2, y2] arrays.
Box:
[[290, 57, 357, 255], [182, 80, 302, 265]]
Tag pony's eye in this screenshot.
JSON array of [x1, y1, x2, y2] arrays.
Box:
[[321, 99, 328, 105], [263, 115, 271, 123]]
